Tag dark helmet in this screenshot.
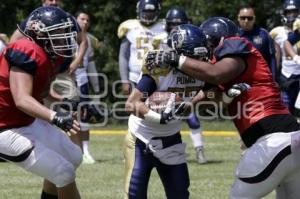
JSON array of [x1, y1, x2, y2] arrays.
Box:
[[165, 7, 189, 33], [199, 17, 238, 48], [23, 6, 77, 57], [167, 24, 209, 60], [136, 0, 161, 26], [282, 0, 300, 25]]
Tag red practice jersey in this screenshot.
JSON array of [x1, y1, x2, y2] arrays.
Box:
[[0, 38, 70, 128], [213, 37, 289, 135]]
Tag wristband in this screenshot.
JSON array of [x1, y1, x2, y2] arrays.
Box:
[[222, 92, 234, 104], [144, 110, 161, 123], [178, 55, 187, 70]]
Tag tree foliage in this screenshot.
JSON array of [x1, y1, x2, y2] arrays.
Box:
[[0, 0, 284, 102]]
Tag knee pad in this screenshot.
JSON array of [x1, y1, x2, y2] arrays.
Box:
[[52, 161, 76, 188], [186, 114, 200, 129]]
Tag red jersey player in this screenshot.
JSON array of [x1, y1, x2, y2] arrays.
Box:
[[0, 6, 82, 199], [145, 17, 300, 199]]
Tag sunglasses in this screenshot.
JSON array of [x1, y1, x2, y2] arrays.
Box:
[[239, 16, 254, 21]]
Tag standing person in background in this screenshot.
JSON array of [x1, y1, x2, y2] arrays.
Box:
[[9, 0, 87, 197], [0, 6, 82, 199], [237, 4, 277, 80], [118, 0, 165, 95], [74, 10, 99, 164], [270, 0, 300, 118], [153, 6, 206, 164]]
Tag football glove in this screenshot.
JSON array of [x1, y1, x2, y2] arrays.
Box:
[[227, 83, 251, 98], [51, 111, 73, 131], [145, 50, 179, 71]]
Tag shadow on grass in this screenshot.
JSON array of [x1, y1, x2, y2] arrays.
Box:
[[187, 159, 223, 165]]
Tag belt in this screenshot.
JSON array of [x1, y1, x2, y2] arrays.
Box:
[[136, 132, 182, 154]]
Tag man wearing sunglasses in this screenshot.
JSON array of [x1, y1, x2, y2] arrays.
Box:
[[237, 4, 277, 81]]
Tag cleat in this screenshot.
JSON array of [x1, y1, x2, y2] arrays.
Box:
[[82, 153, 96, 164], [195, 146, 207, 164]]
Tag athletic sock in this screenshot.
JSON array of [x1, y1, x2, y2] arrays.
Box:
[[41, 191, 58, 199]]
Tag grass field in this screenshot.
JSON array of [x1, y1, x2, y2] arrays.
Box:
[[0, 121, 276, 199]]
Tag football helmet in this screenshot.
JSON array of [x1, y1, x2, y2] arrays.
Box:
[[282, 0, 300, 25], [167, 24, 209, 60], [165, 7, 189, 33], [199, 17, 238, 48], [23, 6, 77, 58], [136, 0, 161, 26]]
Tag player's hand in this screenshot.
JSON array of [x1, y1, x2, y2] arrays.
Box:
[[293, 55, 300, 65], [174, 102, 190, 117], [68, 60, 80, 75], [227, 83, 251, 97], [52, 112, 79, 134], [60, 98, 79, 111], [160, 111, 175, 124], [145, 50, 179, 71]]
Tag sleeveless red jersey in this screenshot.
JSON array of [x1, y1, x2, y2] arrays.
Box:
[[214, 37, 289, 135], [0, 38, 69, 128]]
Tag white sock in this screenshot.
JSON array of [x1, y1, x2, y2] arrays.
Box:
[[189, 128, 203, 148], [82, 141, 90, 155]]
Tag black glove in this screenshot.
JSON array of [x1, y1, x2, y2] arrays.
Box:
[[160, 111, 174, 124], [174, 102, 190, 117], [51, 112, 73, 131], [145, 50, 180, 71], [60, 98, 79, 111]]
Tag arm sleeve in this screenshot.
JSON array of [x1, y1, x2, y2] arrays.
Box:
[[136, 74, 157, 96], [214, 38, 251, 61], [4, 48, 37, 76], [118, 38, 131, 82], [287, 31, 300, 45]]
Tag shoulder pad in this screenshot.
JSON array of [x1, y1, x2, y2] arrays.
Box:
[[88, 33, 101, 49], [215, 37, 251, 61], [152, 32, 168, 49], [269, 26, 283, 39], [117, 19, 140, 39]]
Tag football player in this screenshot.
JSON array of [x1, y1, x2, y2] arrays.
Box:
[[145, 16, 300, 198], [0, 7, 82, 199], [155, 6, 207, 164], [270, 0, 300, 119], [118, 0, 165, 95], [124, 24, 207, 199]]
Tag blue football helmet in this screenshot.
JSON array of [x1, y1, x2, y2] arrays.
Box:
[[167, 24, 209, 60], [136, 0, 161, 26], [282, 0, 300, 25], [165, 7, 189, 33], [23, 6, 77, 57], [199, 17, 238, 48]]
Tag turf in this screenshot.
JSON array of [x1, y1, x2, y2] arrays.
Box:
[[0, 129, 276, 199]]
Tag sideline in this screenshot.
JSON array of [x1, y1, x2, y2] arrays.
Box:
[[90, 130, 237, 137]]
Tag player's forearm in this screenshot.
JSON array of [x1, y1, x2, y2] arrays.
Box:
[[15, 95, 56, 122], [119, 39, 130, 81]]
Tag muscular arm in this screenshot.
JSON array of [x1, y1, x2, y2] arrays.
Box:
[[125, 88, 150, 118], [181, 56, 246, 85], [9, 67, 56, 122], [9, 29, 25, 43], [68, 31, 88, 74]]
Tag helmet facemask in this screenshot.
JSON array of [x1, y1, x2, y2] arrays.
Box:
[[25, 17, 77, 58]]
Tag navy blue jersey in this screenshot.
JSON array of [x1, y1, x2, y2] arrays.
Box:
[[239, 26, 277, 79]]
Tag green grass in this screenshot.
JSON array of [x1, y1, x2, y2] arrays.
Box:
[[0, 125, 276, 199]]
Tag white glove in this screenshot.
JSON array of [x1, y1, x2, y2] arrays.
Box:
[[293, 55, 300, 65]]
